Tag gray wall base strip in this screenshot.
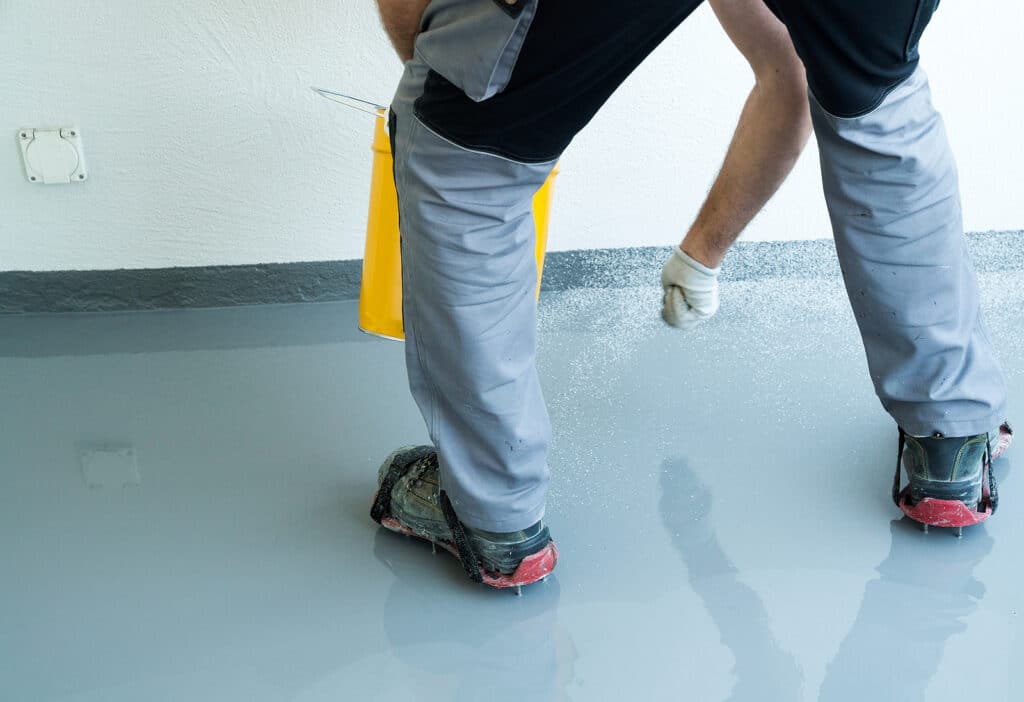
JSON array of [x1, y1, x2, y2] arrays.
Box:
[[1, 230, 1020, 315], [0, 260, 363, 315]]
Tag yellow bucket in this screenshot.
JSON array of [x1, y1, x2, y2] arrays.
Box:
[[358, 111, 557, 340]]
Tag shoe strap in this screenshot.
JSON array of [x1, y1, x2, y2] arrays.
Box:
[[892, 427, 906, 507], [439, 491, 484, 584], [986, 435, 999, 515], [370, 447, 435, 524]]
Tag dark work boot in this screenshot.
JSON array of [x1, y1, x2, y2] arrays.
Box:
[[370, 446, 557, 593], [892, 426, 1008, 536]]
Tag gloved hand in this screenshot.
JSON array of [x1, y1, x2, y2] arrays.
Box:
[[661, 246, 721, 330]]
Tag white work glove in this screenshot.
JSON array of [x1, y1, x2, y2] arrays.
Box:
[[660, 246, 721, 330]]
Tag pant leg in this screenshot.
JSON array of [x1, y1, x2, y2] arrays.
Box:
[[770, 0, 1007, 437], [391, 65, 554, 532], [391, 0, 703, 531]]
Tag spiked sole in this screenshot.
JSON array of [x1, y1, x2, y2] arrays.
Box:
[[378, 513, 558, 590], [898, 490, 993, 530], [896, 423, 1011, 534]]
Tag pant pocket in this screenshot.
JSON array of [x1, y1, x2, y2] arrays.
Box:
[[414, 0, 538, 102]]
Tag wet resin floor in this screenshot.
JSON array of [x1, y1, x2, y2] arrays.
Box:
[[2, 272, 1022, 702]]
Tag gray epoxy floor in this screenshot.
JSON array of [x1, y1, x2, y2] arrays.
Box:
[[1, 272, 1021, 701]]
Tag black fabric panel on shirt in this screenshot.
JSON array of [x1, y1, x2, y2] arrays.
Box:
[[763, 0, 937, 117], [415, 0, 703, 163], [415, 0, 938, 160]]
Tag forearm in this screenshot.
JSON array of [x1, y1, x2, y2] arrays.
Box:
[[683, 0, 813, 269], [377, 0, 431, 62], [681, 79, 812, 268]]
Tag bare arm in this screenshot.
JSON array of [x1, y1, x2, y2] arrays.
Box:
[[680, 0, 812, 268], [377, 0, 432, 62]]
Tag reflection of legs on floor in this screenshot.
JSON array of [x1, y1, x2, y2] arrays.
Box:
[[373, 529, 576, 702], [659, 459, 803, 701], [818, 520, 993, 701]]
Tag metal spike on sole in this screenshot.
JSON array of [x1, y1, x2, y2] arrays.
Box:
[[922, 523, 929, 534], [431, 541, 436, 554], [515, 585, 522, 597], [954, 527, 963, 538]]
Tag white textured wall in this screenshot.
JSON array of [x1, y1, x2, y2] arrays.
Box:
[[2, 1, 1022, 272]]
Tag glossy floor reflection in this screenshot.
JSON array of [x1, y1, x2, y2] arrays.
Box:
[[2, 272, 1021, 701]]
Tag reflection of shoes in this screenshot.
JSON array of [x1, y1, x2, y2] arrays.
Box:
[[370, 446, 557, 591], [880, 519, 994, 593], [892, 426, 1006, 534], [372, 530, 572, 702]]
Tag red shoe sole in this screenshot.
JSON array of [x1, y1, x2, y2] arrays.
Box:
[[376, 510, 558, 589], [898, 491, 992, 528]]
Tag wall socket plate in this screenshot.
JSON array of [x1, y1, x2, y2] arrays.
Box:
[[79, 444, 140, 489], [19, 127, 88, 184]]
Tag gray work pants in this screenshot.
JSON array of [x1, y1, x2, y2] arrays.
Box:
[[389, 0, 1007, 531]]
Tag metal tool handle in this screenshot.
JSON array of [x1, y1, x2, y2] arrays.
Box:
[[311, 87, 387, 116]]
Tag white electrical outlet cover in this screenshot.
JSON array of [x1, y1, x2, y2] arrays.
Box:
[[19, 127, 88, 184], [80, 445, 140, 488]]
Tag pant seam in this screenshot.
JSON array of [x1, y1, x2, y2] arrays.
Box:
[[900, 413, 1006, 437], [454, 498, 547, 532], [808, 69, 919, 121], [395, 115, 445, 464], [411, 109, 560, 166]]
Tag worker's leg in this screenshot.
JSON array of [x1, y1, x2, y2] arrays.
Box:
[[377, 0, 704, 580], [390, 66, 555, 533], [767, 0, 1008, 526], [767, 0, 1006, 437], [811, 68, 1005, 438]]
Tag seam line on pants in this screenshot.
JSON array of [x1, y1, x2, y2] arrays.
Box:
[[410, 112, 560, 167], [808, 69, 920, 121]]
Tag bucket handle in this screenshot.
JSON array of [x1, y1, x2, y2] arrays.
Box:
[[312, 87, 387, 117]]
